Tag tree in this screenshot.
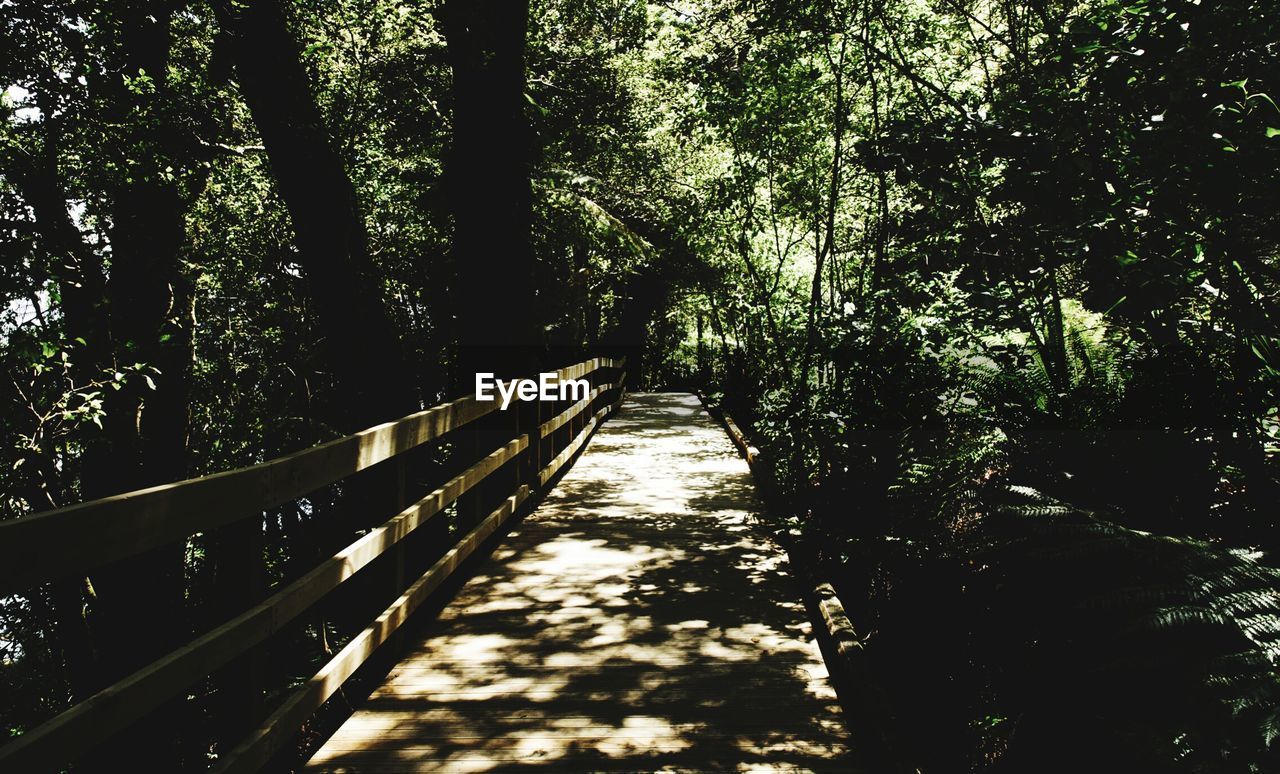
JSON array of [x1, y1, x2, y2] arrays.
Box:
[[439, 0, 539, 383], [222, 0, 417, 432]]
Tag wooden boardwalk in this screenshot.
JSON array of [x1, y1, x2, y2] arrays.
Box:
[[306, 393, 856, 772]]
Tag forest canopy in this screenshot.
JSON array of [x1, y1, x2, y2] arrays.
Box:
[[2, 0, 1280, 770]]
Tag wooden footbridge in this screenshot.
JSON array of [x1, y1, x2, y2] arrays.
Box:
[[0, 358, 857, 772]]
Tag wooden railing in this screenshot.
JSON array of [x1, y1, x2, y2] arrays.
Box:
[[0, 356, 627, 772]]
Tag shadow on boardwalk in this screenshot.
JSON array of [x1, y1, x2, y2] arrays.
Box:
[[306, 393, 859, 772]]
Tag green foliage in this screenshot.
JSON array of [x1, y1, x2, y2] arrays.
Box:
[[1, 0, 1278, 768], [974, 487, 1280, 770], [662, 0, 1280, 768]]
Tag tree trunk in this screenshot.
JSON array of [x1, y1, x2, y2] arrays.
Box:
[[797, 30, 849, 407], [440, 0, 539, 386], [606, 269, 665, 383], [225, 0, 417, 433], [75, 5, 194, 769]]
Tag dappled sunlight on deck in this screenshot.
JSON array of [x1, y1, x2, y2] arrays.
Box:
[[306, 393, 857, 772]]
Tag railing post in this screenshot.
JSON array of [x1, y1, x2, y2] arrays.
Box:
[[386, 455, 410, 656], [210, 515, 266, 753], [394, 455, 408, 588], [573, 364, 585, 441], [523, 390, 541, 496], [512, 394, 524, 498], [455, 414, 484, 532], [615, 359, 627, 411]]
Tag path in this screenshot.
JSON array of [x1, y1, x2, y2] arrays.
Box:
[[305, 393, 856, 772]]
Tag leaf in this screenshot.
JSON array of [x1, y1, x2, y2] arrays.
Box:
[[1248, 92, 1280, 115]]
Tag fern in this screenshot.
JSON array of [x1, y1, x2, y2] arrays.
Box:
[[974, 486, 1280, 770]]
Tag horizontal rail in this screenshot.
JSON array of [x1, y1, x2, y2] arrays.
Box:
[[539, 402, 618, 486], [539, 385, 607, 438], [549, 356, 609, 383], [0, 395, 494, 590], [214, 485, 532, 773], [0, 360, 622, 591], [0, 437, 528, 771]]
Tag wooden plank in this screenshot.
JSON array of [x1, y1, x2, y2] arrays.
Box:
[[357, 683, 837, 701], [0, 437, 527, 773], [379, 662, 829, 676], [538, 402, 615, 486], [0, 392, 503, 590], [720, 411, 759, 464], [305, 393, 852, 774], [539, 385, 606, 438], [213, 485, 532, 774], [313, 737, 849, 754], [615, 367, 629, 410], [547, 357, 600, 384], [543, 356, 621, 387], [325, 721, 847, 741], [304, 756, 846, 771]]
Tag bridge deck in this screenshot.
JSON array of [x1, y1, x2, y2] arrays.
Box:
[[305, 393, 856, 772]]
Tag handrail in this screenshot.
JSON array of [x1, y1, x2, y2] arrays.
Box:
[[540, 402, 615, 486], [0, 393, 495, 590], [0, 359, 620, 590], [0, 355, 627, 772], [0, 438, 527, 770], [213, 486, 533, 774], [540, 384, 607, 438]]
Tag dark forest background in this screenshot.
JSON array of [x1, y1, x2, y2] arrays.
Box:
[[2, 0, 1279, 771]]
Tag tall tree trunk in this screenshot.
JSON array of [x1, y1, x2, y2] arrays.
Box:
[[798, 30, 849, 405], [863, 13, 890, 309], [75, 5, 194, 769], [440, 0, 539, 386], [607, 269, 665, 383], [224, 0, 416, 433]]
